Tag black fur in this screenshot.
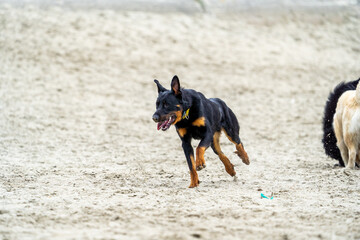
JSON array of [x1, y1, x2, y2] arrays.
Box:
[[322, 78, 360, 166]]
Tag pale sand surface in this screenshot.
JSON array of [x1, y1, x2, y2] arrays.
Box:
[[1, 5, 360, 240], [1, 0, 357, 12]]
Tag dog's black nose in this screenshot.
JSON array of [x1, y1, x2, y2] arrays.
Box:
[[152, 114, 160, 123]]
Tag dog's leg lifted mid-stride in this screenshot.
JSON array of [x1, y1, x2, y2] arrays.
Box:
[[152, 75, 250, 188]]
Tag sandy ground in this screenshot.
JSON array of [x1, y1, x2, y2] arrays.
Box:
[[1, 5, 360, 240], [1, 0, 358, 12]]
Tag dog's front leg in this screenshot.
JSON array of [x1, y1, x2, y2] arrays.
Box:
[[181, 137, 199, 188], [196, 133, 212, 171]]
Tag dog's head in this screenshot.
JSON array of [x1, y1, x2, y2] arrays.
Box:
[[152, 75, 183, 131]]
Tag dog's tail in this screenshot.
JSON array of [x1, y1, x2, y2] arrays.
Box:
[[322, 78, 360, 166]]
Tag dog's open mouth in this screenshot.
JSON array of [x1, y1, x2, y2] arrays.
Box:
[[157, 115, 176, 131]]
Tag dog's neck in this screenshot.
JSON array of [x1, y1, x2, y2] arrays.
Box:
[[182, 108, 190, 120]]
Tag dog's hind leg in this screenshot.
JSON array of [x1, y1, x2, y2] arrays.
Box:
[[344, 135, 357, 169], [211, 131, 236, 176], [337, 140, 349, 166], [334, 115, 349, 166], [347, 146, 357, 169], [221, 127, 250, 165], [211, 98, 249, 165]]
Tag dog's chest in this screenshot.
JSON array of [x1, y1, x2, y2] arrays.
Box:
[[190, 126, 207, 140]]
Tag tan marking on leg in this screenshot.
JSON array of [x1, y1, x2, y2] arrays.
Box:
[[177, 128, 187, 138], [189, 155, 199, 188], [213, 132, 236, 176], [196, 146, 206, 171], [192, 117, 206, 127], [235, 143, 250, 165], [222, 128, 250, 165]]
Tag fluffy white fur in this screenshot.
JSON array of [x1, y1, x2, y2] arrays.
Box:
[[333, 82, 360, 169]]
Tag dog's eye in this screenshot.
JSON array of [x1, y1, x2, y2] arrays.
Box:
[[163, 101, 168, 108]]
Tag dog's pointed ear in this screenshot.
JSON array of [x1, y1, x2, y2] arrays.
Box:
[[171, 75, 181, 96], [154, 79, 167, 93]]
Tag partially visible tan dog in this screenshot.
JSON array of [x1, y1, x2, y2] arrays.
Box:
[[334, 81, 360, 169]]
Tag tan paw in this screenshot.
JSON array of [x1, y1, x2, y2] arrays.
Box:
[[196, 164, 206, 171]]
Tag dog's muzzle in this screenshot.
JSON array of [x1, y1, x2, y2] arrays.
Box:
[[152, 114, 160, 123]]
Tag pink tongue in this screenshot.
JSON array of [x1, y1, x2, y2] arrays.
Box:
[[157, 120, 169, 130]]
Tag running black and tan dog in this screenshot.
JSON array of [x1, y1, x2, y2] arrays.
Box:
[[152, 76, 250, 188]]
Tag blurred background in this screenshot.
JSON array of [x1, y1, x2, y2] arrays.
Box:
[[0, 0, 359, 11]]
